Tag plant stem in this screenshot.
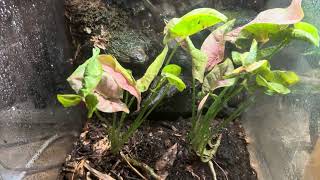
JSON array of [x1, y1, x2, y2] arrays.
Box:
[[123, 85, 170, 143], [164, 44, 178, 66], [118, 96, 135, 130], [191, 77, 197, 128], [95, 110, 108, 124], [212, 96, 254, 135]]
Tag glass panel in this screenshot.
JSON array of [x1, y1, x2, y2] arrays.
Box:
[[0, 0, 84, 179]]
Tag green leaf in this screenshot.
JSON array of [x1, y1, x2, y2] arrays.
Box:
[[80, 55, 103, 97], [292, 22, 320, 47], [257, 39, 289, 60], [227, 60, 270, 77], [203, 58, 235, 92], [57, 94, 82, 108], [137, 45, 169, 92], [164, 8, 227, 42], [244, 39, 258, 65], [231, 51, 248, 65], [231, 39, 258, 66], [242, 23, 289, 43], [67, 48, 101, 93], [186, 37, 208, 83], [227, 0, 304, 43], [162, 64, 182, 76], [85, 94, 99, 118], [256, 75, 290, 94], [264, 70, 300, 86], [161, 73, 186, 92]]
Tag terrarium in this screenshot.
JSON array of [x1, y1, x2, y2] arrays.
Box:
[[0, 0, 319, 179]]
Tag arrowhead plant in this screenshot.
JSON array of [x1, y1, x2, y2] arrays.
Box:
[[57, 1, 319, 176], [162, 0, 319, 170], [57, 46, 186, 153]]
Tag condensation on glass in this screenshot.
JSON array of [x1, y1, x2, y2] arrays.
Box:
[[0, 0, 84, 179], [243, 0, 320, 179]]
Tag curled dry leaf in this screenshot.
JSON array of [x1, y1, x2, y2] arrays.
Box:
[[197, 93, 209, 112]]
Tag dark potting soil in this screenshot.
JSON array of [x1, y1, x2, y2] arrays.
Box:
[[59, 118, 257, 180]]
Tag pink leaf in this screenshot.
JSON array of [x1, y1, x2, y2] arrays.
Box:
[[226, 0, 303, 42], [201, 33, 225, 71], [102, 65, 141, 111], [201, 20, 235, 71], [95, 73, 123, 99], [98, 55, 141, 111], [95, 92, 129, 113], [251, 0, 303, 24]]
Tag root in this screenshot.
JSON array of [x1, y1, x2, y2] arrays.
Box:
[[120, 152, 162, 180], [208, 160, 217, 180]]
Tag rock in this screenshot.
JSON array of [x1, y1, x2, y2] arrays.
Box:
[[65, 0, 160, 70], [64, 0, 263, 119]]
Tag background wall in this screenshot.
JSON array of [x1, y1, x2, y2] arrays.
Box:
[[0, 0, 84, 179]]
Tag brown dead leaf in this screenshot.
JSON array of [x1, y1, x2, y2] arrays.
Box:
[[155, 143, 178, 179], [84, 161, 115, 180]]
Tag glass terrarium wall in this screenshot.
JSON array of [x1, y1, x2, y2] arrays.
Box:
[[0, 0, 84, 179], [242, 0, 320, 179]]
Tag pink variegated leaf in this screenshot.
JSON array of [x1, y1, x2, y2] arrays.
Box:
[[226, 0, 304, 43], [95, 73, 123, 99], [98, 55, 141, 110], [95, 93, 129, 113], [201, 20, 235, 71], [251, 0, 303, 25]]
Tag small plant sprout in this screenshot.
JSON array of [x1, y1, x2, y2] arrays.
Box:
[[162, 0, 319, 177], [57, 46, 186, 153]]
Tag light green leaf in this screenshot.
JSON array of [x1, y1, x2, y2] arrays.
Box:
[[162, 64, 182, 76], [256, 75, 290, 94], [242, 23, 289, 43], [164, 8, 227, 42], [85, 94, 99, 118], [265, 70, 300, 86], [227, 60, 270, 77], [57, 94, 82, 108], [203, 58, 235, 92], [244, 39, 258, 65], [67, 48, 101, 93], [292, 22, 319, 47], [186, 37, 208, 83], [137, 45, 169, 92], [231, 51, 247, 65], [231, 39, 258, 66], [161, 73, 186, 92], [80, 55, 103, 97]]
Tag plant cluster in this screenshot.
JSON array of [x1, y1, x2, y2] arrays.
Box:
[[58, 0, 319, 176]]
